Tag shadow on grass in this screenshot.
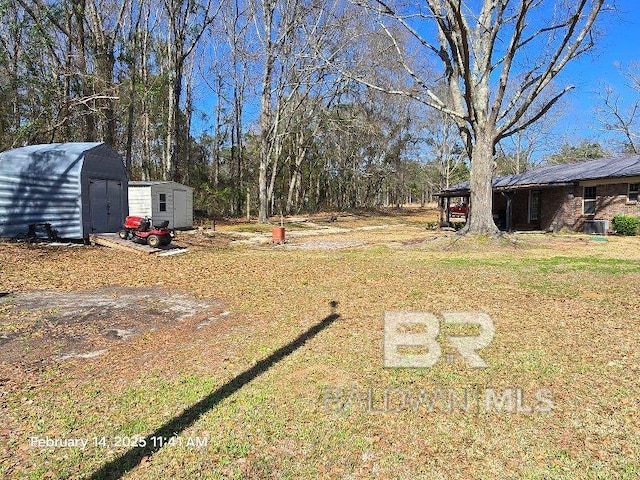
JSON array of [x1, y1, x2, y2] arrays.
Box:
[[90, 302, 340, 479]]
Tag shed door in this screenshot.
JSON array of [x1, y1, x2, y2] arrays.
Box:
[[173, 189, 187, 228], [89, 179, 124, 233]]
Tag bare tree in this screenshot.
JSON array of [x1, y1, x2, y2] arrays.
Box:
[[347, 0, 608, 234], [162, 0, 222, 181], [84, 0, 130, 147], [12, 0, 135, 146], [421, 96, 468, 189], [253, 0, 342, 223], [223, 0, 252, 215], [121, 0, 152, 176], [0, 0, 26, 146], [496, 99, 563, 174], [596, 68, 640, 154]]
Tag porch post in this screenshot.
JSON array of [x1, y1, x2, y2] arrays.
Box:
[[505, 192, 513, 232], [464, 195, 469, 223], [445, 197, 450, 225]]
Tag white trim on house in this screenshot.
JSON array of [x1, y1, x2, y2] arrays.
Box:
[[579, 175, 640, 187]]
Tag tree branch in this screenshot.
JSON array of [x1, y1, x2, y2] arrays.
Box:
[[498, 85, 573, 141]]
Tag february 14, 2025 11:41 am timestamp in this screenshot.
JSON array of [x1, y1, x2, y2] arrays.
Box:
[[29, 435, 209, 450], [93, 435, 209, 449]]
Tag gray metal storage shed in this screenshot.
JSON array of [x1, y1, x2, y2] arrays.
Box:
[[0, 142, 128, 239], [128, 181, 193, 229]]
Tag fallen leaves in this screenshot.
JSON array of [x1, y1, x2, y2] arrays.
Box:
[[0, 214, 639, 478]]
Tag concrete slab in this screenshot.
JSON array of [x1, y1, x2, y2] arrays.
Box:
[[89, 233, 187, 255], [89, 233, 161, 254]]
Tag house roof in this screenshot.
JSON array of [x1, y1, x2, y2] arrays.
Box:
[[438, 155, 640, 196]]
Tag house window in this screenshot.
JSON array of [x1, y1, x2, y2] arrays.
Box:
[[583, 186, 596, 215], [159, 193, 167, 212], [528, 191, 540, 222], [629, 183, 639, 202]]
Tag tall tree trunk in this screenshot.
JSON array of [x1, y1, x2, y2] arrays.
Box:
[[165, 70, 174, 180], [184, 64, 194, 185], [124, 25, 138, 178], [72, 0, 95, 140], [213, 73, 224, 187], [464, 133, 498, 234], [96, 52, 117, 147], [171, 59, 184, 181], [125, 70, 136, 176], [286, 168, 300, 214], [258, 6, 274, 224], [141, 27, 152, 180], [258, 152, 269, 222]]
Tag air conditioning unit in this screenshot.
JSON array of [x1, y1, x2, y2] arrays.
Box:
[[583, 220, 609, 234]]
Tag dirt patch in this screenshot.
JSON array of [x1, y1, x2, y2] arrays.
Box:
[[279, 240, 367, 250], [0, 287, 224, 367]]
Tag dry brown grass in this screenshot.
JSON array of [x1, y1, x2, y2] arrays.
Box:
[[1, 210, 639, 479]]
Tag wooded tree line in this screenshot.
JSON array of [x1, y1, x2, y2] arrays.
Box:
[[0, 0, 633, 224], [0, 0, 455, 219]]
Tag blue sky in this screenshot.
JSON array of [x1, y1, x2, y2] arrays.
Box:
[[191, 2, 640, 156], [555, 2, 640, 146]]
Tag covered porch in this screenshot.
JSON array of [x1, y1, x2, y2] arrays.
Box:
[[436, 183, 571, 232]]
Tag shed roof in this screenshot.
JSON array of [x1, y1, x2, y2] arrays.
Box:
[[0, 142, 104, 176], [438, 155, 640, 196], [129, 180, 192, 190]]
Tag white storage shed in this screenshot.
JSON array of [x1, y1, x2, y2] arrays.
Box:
[[128, 181, 193, 229]]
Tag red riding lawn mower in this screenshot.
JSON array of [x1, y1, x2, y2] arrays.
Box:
[[119, 216, 174, 247], [449, 203, 468, 217]]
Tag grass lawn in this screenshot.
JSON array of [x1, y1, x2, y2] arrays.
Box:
[[1, 210, 639, 479]]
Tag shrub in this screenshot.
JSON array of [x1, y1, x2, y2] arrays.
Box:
[[612, 214, 640, 236], [437, 221, 466, 231]]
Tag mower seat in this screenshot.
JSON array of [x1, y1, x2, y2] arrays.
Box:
[[139, 218, 151, 231], [154, 220, 170, 229]]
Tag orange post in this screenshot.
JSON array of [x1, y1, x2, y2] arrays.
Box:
[[272, 226, 285, 244]]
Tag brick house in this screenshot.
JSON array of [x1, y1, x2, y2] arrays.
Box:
[[437, 156, 640, 233]]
